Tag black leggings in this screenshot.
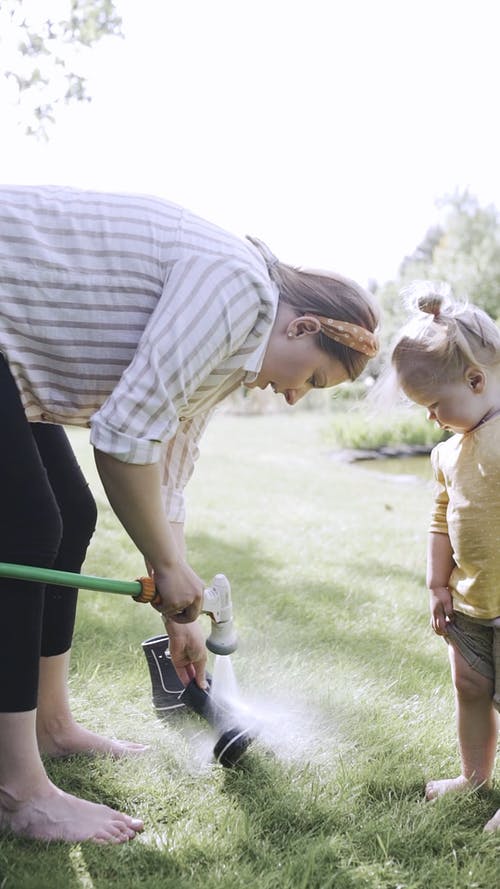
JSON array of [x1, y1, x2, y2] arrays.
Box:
[[0, 356, 97, 712]]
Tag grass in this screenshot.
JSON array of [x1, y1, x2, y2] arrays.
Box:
[[1, 411, 498, 888]]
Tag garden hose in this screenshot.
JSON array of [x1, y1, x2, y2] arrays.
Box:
[[0, 561, 158, 603], [0, 562, 237, 653]]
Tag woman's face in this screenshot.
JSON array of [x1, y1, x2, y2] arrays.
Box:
[[246, 308, 349, 405]]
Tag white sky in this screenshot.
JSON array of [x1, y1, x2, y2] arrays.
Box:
[[1, 0, 500, 286]]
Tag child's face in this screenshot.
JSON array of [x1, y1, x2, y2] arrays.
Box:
[[247, 320, 349, 405], [402, 371, 487, 434]]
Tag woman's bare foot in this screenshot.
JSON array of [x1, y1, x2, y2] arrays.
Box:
[[0, 779, 144, 843], [37, 718, 149, 758], [425, 774, 491, 801], [484, 808, 500, 832], [36, 652, 149, 758]]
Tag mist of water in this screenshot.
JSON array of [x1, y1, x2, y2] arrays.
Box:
[[205, 653, 335, 766]]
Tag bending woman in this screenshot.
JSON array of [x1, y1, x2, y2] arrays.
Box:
[[0, 185, 379, 842]]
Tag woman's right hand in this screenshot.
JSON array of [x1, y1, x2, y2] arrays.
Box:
[[429, 586, 454, 635], [151, 560, 204, 623]]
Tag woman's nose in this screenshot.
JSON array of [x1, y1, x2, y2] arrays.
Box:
[[426, 407, 436, 421]]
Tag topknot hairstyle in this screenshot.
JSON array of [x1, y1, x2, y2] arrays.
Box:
[[391, 280, 500, 394], [402, 280, 456, 319]]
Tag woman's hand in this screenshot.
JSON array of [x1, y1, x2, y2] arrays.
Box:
[[152, 560, 204, 623], [165, 618, 208, 688], [429, 586, 454, 635]]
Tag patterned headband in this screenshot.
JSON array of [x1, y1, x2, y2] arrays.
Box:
[[315, 316, 379, 358]]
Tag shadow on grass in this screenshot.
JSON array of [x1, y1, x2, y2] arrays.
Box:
[[3, 755, 496, 889], [216, 755, 500, 886]]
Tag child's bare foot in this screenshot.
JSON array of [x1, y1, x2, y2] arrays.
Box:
[[37, 719, 149, 758], [484, 808, 500, 831], [0, 780, 144, 843], [425, 774, 491, 801]]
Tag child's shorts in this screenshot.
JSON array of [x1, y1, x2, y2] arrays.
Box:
[[445, 610, 500, 711]]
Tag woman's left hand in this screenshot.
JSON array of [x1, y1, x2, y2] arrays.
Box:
[[164, 617, 208, 688]]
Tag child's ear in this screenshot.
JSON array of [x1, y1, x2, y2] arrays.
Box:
[[465, 367, 486, 393]]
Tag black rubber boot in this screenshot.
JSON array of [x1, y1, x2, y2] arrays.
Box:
[[141, 634, 186, 712], [142, 634, 212, 712]]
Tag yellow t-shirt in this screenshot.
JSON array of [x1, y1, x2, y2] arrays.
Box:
[[429, 414, 500, 620]]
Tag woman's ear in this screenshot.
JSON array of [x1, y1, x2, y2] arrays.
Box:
[[287, 315, 322, 338], [465, 367, 486, 393]]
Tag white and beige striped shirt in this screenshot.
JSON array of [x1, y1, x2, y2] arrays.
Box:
[[0, 185, 278, 520]]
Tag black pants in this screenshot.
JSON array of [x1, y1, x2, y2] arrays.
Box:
[[0, 356, 97, 712]]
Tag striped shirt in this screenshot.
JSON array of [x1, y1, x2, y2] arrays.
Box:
[[0, 185, 278, 520]]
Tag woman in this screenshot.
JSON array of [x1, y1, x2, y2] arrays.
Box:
[[0, 185, 379, 842]]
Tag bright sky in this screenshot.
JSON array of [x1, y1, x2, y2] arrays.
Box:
[[1, 0, 500, 286]]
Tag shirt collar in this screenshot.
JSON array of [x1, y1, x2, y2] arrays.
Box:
[[241, 280, 278, 378]]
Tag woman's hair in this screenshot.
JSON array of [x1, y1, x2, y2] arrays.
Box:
[[391, 280, 500, 394], [247, 237, 380, 380]]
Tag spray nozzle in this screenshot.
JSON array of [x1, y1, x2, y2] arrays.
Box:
[[202, 574, 238, 655]]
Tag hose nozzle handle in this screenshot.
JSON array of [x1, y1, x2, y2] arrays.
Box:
[[202, 574, 238, 655]]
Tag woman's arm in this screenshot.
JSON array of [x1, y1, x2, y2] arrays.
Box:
[[94, 450, 203, 621], [95, 453, 208, 685]]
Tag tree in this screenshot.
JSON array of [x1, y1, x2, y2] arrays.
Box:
[[377, 191, 500, 356], [430, 192, 500, 320], [1, 0, 122, 139], [399, 224, 444, 278]]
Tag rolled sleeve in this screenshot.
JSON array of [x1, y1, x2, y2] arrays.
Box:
[[90, 423, 163, 464], [89, 254, 263, 463]]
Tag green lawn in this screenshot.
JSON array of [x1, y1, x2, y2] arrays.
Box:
[[1, 411, 498, 888]]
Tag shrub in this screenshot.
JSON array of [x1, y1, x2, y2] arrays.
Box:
[[324, 406, 449, 450]]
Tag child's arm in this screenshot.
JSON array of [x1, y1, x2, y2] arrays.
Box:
[[426, 531, 455, 635]]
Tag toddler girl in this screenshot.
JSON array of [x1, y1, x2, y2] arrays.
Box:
[[391, 282, 500, 832]]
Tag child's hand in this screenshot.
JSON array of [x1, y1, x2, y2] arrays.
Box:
[[429, 587, 454, 635]]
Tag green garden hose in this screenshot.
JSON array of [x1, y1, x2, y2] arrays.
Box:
[[0, 561, 158, 603]]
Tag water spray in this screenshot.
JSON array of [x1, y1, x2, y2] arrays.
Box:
[[142, 573, 256, 767], [0, 561, 254, 766], [181, 678, 255, 767]]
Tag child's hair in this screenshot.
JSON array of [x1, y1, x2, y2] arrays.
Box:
[[391, 280, 500, 394], [247, 237, 380, 380]]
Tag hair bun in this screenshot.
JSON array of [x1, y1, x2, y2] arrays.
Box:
[[402, 280, 453, 319], [417, 292, 443, 317]]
